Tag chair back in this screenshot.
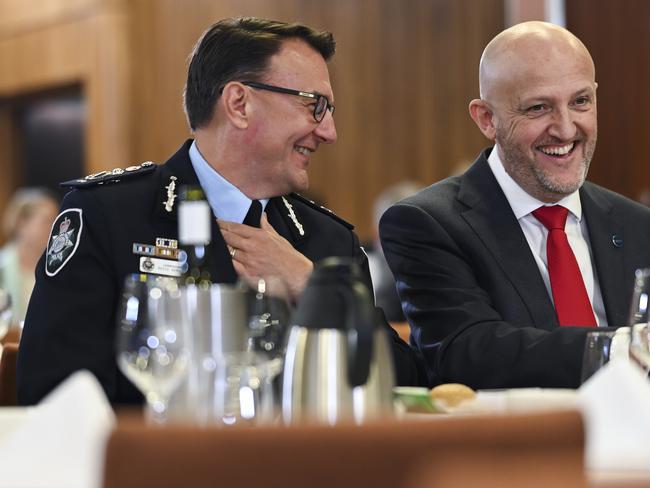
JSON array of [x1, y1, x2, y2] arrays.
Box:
[[0, 342, 19, 406], [103, 410, 586, 488]]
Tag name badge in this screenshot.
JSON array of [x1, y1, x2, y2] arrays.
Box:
[[139, 256, 184, 277]]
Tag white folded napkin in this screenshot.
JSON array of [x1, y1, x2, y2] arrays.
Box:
[[578, 360, 650, 472], [0, 370, 116, 488]]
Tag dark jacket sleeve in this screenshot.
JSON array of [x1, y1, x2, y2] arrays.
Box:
[[17, 189, 138, 405], [380, 202, 588, 389], [352, 231, 427, 386]]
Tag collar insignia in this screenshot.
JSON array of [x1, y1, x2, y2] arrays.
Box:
[[164, 176, 177, 212], [282, 196, 305, 236]]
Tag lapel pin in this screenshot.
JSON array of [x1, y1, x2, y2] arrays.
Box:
[[164, 176, 177, 213]]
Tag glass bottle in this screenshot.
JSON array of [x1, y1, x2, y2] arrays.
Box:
[[178, 186, 211, 288]]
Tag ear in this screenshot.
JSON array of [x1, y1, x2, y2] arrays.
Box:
[[469, 99, 496, 141], [220, 82, 250, 129]]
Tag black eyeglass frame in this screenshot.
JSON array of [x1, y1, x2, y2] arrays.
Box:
[[240, 81, 335, 123]]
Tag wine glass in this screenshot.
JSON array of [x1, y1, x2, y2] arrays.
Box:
[[628, 269, 650, 375], [580, 331, 616, 384], [628, 268, 650, 325], [116, 274, 190, 424], [630, 323, 650, 375], [237, 276, 290, 422], [245, 276, 291, 360]]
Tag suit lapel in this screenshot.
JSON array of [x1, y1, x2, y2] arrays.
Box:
[[580, 184, 627, 326], [458, 150, 558, 329], [152, 140, 237, 284]]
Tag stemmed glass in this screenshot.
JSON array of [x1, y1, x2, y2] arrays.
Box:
[[629, 323, 650, 374], [245, 277, 290, 355], [245, 276, 290, 372], [221, 275, 291, 423], [628, 269, 650, 375], [116, 274, 190, 424]]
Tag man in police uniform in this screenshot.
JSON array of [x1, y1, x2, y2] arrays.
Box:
[[17, 18, 423, 405]]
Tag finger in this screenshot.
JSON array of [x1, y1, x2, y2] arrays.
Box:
[[232, 259, 248, 277], [221, 232, 249, 251], [260, 213, 277, 234], [217, 219, 230, 233], [218, 220, 258, 237]]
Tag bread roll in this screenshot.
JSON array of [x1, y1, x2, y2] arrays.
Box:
[[430, 383, 475, 410]]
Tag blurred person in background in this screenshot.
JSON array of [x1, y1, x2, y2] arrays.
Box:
[[367, 182, 421, 323], [0, 188, 59, 323]]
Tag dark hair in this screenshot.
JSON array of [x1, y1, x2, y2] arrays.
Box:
[[183, 17, 336, 130]]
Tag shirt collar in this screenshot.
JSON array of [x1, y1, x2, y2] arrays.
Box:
[[487, 145, 582, 221], [189, 140, 268, 223]]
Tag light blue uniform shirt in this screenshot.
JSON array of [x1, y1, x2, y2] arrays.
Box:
[[189, 140, 268, 223]]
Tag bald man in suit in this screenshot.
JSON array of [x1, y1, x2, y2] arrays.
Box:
[[380, 21, 650, 389]]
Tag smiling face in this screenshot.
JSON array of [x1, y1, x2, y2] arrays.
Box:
[[470, 23, 598, 203], [242, 38, 337, 197]]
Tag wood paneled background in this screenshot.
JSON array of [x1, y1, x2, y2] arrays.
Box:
[[0, 0, 502, 240], [566, 0, 650, 206], [1, 0, 647, 241]]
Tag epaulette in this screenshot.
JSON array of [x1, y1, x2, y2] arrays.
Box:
[[289, 193, 354, 230], [60, 161, 157, 189]]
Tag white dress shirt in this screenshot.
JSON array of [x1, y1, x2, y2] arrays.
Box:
[[487, 147, 608, 326], [189, 140, 268, 223]]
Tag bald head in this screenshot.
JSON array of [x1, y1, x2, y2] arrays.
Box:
[[469, 21, 598, 203], [479, 21, 595, 102]]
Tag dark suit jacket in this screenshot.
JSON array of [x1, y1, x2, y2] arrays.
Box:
[[18, 140, 422, 405], [380, 148, 650, 389]]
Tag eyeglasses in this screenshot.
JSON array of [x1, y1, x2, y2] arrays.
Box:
[[241, 81, 335, 123]]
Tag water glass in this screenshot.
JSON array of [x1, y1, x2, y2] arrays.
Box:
[[630, 323, 650, 375], [628, 268, 650, 325], [581, 331, 615, 384], [210, 351, 277, 426]]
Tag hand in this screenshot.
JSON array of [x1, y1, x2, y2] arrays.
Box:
[[218, 213, 313, 301]]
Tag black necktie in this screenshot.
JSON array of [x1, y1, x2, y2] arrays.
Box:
[[243, 200, 263, 228]]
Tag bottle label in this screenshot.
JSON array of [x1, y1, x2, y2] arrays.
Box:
[[178, 201, 211, 244]]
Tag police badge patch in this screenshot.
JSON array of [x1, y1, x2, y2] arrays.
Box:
[[45, 208, 83, 277]]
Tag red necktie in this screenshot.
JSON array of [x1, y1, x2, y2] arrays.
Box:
[[532, 206, 597, 327]]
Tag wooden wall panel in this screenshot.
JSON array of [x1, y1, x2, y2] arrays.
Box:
[[85, 9, 132, 173], [0, 0, 503, 240], [128, 0, 503, 239], [567, 0, 650, 204], [0, 0, 102, 33], [0, 111, 18, 212], [0, 0, 131, 223], [4, 1, 647, 240]]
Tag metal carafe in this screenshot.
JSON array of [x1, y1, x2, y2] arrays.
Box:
[[282, 257, 395, 424]]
